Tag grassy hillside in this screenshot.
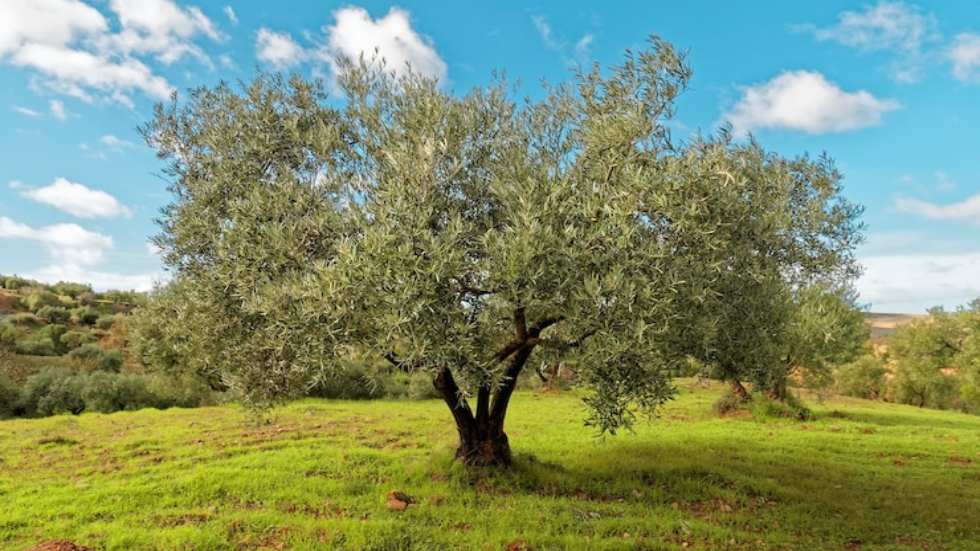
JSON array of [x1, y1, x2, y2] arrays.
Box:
[[1, 380, 978, 550]]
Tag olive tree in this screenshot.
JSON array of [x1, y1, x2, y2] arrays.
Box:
[[143, 38, 860, 466]]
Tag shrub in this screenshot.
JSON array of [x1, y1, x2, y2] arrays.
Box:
[[68, 344, 122, 372], [713, 389, 749, 415], [750, 394, 812, 421], [20, 368, 86, 416], [25, 290, 62, 312], [95, 315, 117, 330], [1, 275, 33, 290], [72, 306, 100, 326], [835, 355, 888, 400], [80, 371, 157, 413], [36, 306, 70, 324], [0, 322, 20, 346], [0, 373, 19, 418], [51, 281, 92, 298], [14, 338, 58, 356], [7, 312, 41, 326], [59, 330, 97, 350], [36, 324, 69, 351]]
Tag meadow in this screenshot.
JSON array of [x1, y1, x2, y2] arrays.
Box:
[[1, 380, 978, 550]]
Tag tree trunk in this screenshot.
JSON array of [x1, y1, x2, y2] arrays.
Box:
[[765, 377, 788, 401], [730, 379, 751, 402], [454, 420, 512, 466]]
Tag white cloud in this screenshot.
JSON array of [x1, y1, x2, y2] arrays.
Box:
[[223, 6, 238, 26], [531, 15, 593, 65], [0, 0, 220, 105], [10, 43, 173, 102], [948, 33, 980, 82], [49, 99, 67, 120], [894, 193, 980, 224], [0, 0, 107, 56], [255, 28, 305, 69], [21, 177, 132, 219], [320, 6, 447, 83], [799, 2, 938, 83], [13, 105, 40, 117], [218, 53, 235, 69], [858, 252, 980, 313], [0, 215, 113, 266], [7, 180, 24, 190], [574, 34, 594, 63], [27, 264, 163, 292], [100, 134, 134, 149], [724, 70, 899, 136], [807, 2, 937, 52], [532, 16, 559, 50]]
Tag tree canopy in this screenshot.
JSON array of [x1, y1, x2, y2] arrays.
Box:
[[142, 37, 864, 465]]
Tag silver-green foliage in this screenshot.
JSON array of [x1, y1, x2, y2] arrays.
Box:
[[141, 37, 863, 438]]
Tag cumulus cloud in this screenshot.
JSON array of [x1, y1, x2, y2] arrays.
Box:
[[320, 6, 447, 83], [21, 177, 132, 219], [948, 33, 980, 82], [0, 215, 113, 266], [724, 70, 899, 136], [0, 214, 162, 292], [798, 1, 938, 82], [0, 0, 220, 105], [858, 252, 980, 313], [894, 193, 980, 224], [255, 28, 305, 69], [49, 99, 67, 120]]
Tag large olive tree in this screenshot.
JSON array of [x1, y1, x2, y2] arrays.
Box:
[[143, 38, 860, 465]]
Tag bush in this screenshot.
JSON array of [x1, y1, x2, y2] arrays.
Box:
[[36, 324, 68, 351], [20, 368, 86, 416], [7, 312, 41, 326], [713, 389, 749, 415], [14, 338, 58, 356], [750, 394, 812, 421], [37, 306, 70, 324], [25, 290, 62, 312], [80, 371, 158, 413], [0, 322, 20, 346], [0, 373, 19, 418], [51, 281, 92, 298], [72, 306, 100, 325], [95, 315, 117, 330], [59, 330, 97, 350], [68, 344, 122, 372], [835, 355, 888, 400], [1, 275, 33, 290]]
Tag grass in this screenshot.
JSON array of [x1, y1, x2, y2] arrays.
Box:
[[1, 380, 978, 550]]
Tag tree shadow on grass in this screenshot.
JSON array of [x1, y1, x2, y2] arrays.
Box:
[[479, 435, 980, 548]]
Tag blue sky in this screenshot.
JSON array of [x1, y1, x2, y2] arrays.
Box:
[[1, 1, 979, 312]]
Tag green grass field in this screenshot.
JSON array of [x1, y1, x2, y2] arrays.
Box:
[[1, 380, 978, 550]]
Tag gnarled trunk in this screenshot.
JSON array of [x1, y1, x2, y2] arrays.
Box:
[[730, 379, 751, 402], [430, 310, 565, 467]]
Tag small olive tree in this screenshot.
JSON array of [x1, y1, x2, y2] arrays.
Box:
[[143, 38, 861, 465]]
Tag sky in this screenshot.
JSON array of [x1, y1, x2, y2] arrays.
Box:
[[1, 1, 979, 313]]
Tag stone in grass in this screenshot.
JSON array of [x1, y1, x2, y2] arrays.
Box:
[[387, 491, 414, 511]]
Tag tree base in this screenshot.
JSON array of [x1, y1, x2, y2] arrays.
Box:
[[455, 432, 512, 467]]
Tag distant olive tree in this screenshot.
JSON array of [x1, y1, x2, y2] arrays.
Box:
[[143, 37, 863, 465]]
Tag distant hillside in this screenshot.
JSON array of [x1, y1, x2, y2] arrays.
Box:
[[865, 312, 922, 341]]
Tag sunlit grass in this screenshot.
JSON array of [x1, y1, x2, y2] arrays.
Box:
[[1, 380, 978, 550]]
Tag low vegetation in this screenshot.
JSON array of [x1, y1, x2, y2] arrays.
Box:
[[1, 380, 977, 550]]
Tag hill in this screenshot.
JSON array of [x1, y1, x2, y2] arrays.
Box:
[[1, 380, 977, 550], [865, 312, 922, 341]]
